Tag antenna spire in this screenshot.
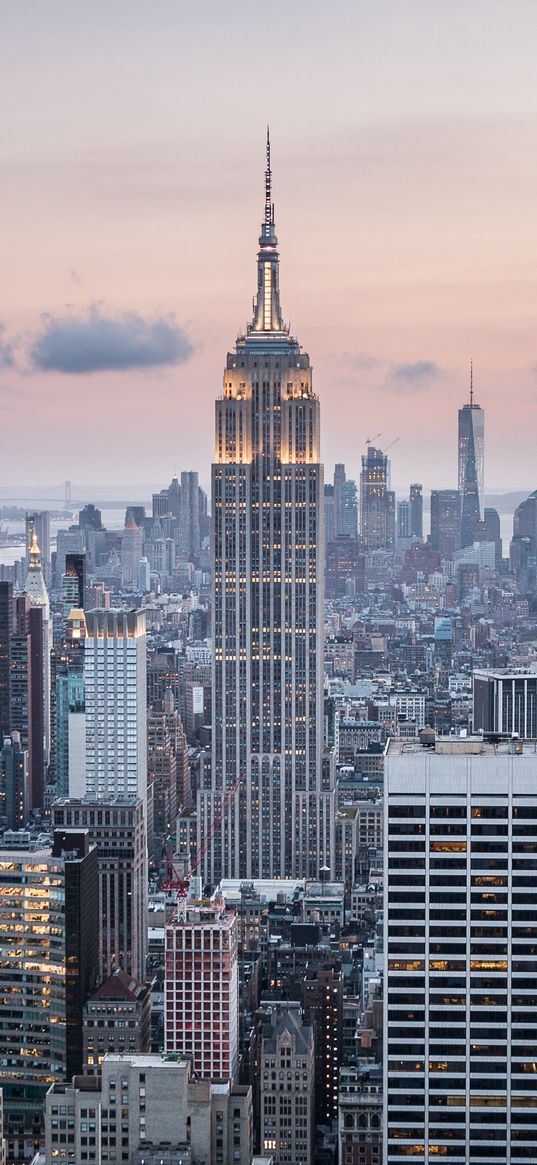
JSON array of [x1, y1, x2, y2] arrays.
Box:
[[248, 127, 285, 334], [265, 125, 272, 225], [470, 358, 474, 406]]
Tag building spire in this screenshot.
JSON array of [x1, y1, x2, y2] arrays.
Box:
[[248, 127, 285, 335], [470, 358, 474, 406], [29, 533, 41, 568], [265, 125, 272, 226], [25, 532, 49, 611]]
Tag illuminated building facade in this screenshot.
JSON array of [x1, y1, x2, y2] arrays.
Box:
[[165, 902, 239, 1080], [0, 830, 98, 1162], [384, 737, 537, 1163], [25, 511, 51, 586], [199, 132, 333, 883], [0, 732, 28, 830]]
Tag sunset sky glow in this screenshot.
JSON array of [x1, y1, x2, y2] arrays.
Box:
[[2, 0, 537, 494]]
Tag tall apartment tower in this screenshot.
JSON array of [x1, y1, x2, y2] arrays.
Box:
[[0, 582, 13, 740], [55, 608, 87, 798], [25, 535, 52, 784], [165, 901, 239, 1080], [458, 364, 485, 548], [121, 514, 144, 591], [178, 469, 202, 562], [0, 731, 28, 829], [52, 795, 148, 982], [84, 609, 147, 804], [360, 445, 395, 553], [429, 489, 461, 559], [62, 551, 86, 618], [384, 736, 537, 1163], [409, 483, 423, 540], [334, 463, 358, 539], [199, 132, 331, 883]]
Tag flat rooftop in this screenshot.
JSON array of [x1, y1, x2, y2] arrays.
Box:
[[386, 736, 537, 757], [473, 667, 537, 678], [214, 878, 305, 903]]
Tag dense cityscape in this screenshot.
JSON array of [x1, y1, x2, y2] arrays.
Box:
[[0, 124, 536, 1165], [5, 0, 537, 1155]]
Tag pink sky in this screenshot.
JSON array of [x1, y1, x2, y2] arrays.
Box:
[[1, 0, 537, 496]]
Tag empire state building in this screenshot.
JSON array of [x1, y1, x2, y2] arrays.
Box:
[[198, 133, 333, 883]]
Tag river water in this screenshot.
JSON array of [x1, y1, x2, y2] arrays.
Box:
[[0, 502, 515, 567]]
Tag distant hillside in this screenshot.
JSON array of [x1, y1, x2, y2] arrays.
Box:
[[485, 491, 534, 513]]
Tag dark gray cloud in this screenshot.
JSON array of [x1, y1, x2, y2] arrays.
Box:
[[0, 324, 16, 370], [30, 305, 194, 374], [389, 360, 441, 391]]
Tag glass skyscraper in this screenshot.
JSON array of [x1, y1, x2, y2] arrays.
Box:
[[458, 367, 484, 548]]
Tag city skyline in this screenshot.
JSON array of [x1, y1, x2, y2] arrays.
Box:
[[3, 7, 537, 1163], [1, 2, 537, 489]]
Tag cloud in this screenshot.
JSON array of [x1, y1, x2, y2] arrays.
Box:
[[29, 305, 194, 374], [388, 360, 441, 391], [338, 351, 384, 373], [0, 324, 16, 370]]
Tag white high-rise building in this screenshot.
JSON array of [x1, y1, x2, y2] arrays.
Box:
[[25, 533, 52, 767], [199, 131, 333, 884], [84, 609, 147, 804], [165, 901, 239, 1081], [384, 735, 537, 1163]]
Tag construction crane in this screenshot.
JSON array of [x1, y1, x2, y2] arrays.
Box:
[[164, 771, 242, 921], [383, 436, 400, 454], [366, 432, 381, 447]]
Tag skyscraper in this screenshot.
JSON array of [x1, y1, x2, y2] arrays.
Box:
[[55, 608, 86, 799], [121, 513, 144, 590], [51, 795, 147, 982], [9, 596, 32, 772], [396, 500, 411, 541], [178, 469, 202, 562], [0, 731, 28, 829], [334, 463, 358, 539], [258, 1002, 315, 1165], [429, 489, 461, 559], [360, 445, 395, 553], [62, 551, 86, 618], [165, 901, 239, 1080], [409, 482, 423, 540], [0, 583, 13, 741], [25, 534, 52, 781], [84, 609, 147, 803], [25, 511, 51, 585], [0, 830, 98, 1158], [384, 736, 537, 1163], [458, 364, 485, 548], [199, 132, 332, 882]]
